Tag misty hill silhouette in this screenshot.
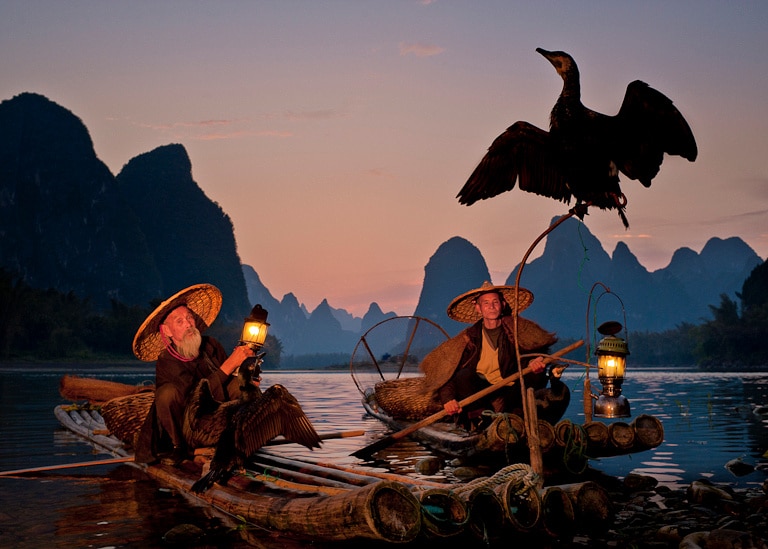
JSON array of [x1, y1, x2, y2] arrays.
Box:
[[1, 92, 763, 360], [0, 93, 251, 324], [116, 143, 250, 324], [0, 92, 160, 307], [504, 217, 762, 338]]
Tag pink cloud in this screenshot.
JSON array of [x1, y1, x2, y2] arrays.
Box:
[[399, 42, 445, 57]]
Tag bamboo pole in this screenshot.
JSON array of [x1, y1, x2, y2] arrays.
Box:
[[512, 210, 578, 475], [0, 456, 133, 476], [251, 454, 379, 487], [258, 449, 448, 488], [246, 467, 353, 495], [266, 429, 364, 446]]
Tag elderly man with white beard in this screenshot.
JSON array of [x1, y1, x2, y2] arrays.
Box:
[[132, 284, 255, 467]]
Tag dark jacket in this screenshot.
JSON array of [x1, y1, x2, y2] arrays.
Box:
[[155, 336, 235, 402], [437, 316, 555, 409], [135, 336, 239, 463]]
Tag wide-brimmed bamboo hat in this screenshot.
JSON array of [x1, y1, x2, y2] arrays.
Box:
[[447, 281, 533, 323], [132, 283, 222, 362]]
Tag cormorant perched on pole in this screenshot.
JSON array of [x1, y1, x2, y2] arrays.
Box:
[[457, 48, 698, 228]]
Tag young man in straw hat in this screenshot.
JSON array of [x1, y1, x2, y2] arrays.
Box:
[[132, 283, 256, 466], [422, 281, 569, 430]]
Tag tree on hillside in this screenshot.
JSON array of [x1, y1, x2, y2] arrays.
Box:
[[697, 261, 768, 368]]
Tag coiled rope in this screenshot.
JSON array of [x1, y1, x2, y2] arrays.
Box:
[[452, 462, 541, 496]]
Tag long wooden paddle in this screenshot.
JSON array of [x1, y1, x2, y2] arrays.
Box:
[[265, 429, 365, 446], [351, 339, 584, 459], [0, 456, 134, 476], [0, 431, 365, 477]]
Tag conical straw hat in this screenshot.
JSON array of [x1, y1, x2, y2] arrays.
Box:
[[447, 281, 533, 323], [132, 283, 222, 361]]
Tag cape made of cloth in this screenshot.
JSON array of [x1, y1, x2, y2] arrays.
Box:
[[419, 316, 557, 395]]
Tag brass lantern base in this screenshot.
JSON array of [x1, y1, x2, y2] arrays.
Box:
[[593, 394, 631, 418]]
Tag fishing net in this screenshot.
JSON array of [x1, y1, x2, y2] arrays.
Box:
[[350, 316, 449, 396]]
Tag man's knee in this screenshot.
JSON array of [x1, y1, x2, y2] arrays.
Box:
[[155, 384, 184, 412]]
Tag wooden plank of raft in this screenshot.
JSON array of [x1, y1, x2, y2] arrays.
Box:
[[252, 453, 379, 487], [257, 449, 449, 488], [247, 462, 361, 491], [148, 465, 423, 543]]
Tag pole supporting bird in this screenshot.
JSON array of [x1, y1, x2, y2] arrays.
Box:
[[457, 48, 698, 228]]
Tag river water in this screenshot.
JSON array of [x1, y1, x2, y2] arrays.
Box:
[[1, 364, 767, 547]]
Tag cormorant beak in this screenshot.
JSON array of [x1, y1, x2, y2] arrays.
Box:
[[536, 47, 557, 65], [536, 47, 569, 76]]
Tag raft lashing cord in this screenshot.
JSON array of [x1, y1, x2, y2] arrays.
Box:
[[480, 410, 588, 472], [453, 462, 541, 497], [559, 419, 589, 474], [453, 463, 543, 540], [480, 410, 522, 464]]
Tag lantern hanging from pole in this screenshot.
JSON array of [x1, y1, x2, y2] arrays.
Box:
[[240, 304, 270, 349], [593, 320, 630, 418]]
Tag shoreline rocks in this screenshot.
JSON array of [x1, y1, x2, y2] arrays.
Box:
[[570, 473, 768, 548]]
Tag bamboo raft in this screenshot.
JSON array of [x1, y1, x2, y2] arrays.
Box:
[[361, 390, 665, 470], [54, 404, 422, 544], [49, 377, 620, 546]]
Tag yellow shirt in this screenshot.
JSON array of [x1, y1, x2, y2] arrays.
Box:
[[476, 327, 503, 384]]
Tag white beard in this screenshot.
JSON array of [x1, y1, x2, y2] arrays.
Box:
[[175, 327, 202, 359]]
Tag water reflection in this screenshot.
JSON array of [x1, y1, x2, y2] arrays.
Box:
[[1, 365, 768, 546], [562, 369, 768, 489]]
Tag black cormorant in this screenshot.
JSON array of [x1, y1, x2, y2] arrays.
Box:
[[183, 378, 239, 450], [189, 359, 322, 493], [457, 48, 698, 228]]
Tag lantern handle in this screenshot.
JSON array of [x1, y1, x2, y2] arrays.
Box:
[[584, 282, 629, 363]]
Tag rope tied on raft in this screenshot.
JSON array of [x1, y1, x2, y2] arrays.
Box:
[[452, 462, 541, 496], [559, 419, 589, 474], [480, 410, 520, 444], [480, 410, 524, 465]]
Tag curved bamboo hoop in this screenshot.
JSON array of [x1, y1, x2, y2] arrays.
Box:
[[512, 211, 579, 475]]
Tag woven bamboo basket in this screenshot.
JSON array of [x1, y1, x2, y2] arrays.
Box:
[[374, 377, 442, 420], [101, 391, 155, 447]]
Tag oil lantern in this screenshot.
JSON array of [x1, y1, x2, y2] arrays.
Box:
[[593, 320, 631, 418], [240, 304, 270, 349]]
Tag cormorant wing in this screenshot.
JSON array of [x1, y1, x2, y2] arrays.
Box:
[[234, 384, 322, 457], [613, 80, 698, 187], [458, 121, 571, 205], [183, 379, 235, 449]]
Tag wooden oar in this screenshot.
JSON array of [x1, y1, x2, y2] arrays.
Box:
[[266, 429, 365, 446], [351, 339, 584, 459], [0, 456, 134, 476], [3, 431, 364, 477]]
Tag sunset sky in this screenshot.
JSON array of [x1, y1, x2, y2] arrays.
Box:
[[2, 1, 766, 317]]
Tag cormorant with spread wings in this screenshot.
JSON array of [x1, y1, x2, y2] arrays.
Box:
[[457, 48, 698, 228], [189, 360, 322, 493]]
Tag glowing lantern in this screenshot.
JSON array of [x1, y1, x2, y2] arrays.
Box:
[[593, 320, 631, 418], [240, 304, 270, 349]]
